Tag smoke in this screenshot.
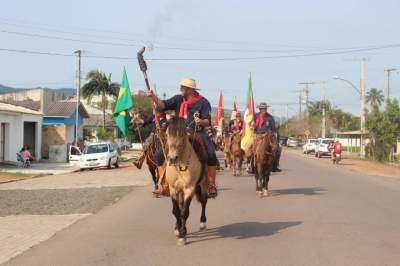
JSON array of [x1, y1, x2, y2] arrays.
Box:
[[148, 0, 177, 40]]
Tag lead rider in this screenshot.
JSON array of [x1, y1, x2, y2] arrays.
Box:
[[147, 77, 218, 198]]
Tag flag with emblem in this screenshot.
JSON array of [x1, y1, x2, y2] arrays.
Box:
[[114, 68, 133, 136], [241, 74, 255, 150], [230, 96, 238, 120], [214, 90, 223, 134]]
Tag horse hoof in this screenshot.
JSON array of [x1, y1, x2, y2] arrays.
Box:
[[256, 191, 263, 198], [200, 222, 207, 230], [174, 229, 180, 237], [177, 238, 186, 246], [263, 189, 269, 197]]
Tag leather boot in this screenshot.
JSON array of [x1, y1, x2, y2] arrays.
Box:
[[206, 165, 218, 198], [153, 164, 169, 196]]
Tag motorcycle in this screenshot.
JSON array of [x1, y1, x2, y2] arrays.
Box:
[[332, 152, 341, 164]]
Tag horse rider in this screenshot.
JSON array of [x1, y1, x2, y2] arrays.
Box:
[[133, 111, 170, 196], [133, 111, 167, 170], [252, 102, 282, 172], [228, 112, 244, 143], [147, 77, 218, 198]]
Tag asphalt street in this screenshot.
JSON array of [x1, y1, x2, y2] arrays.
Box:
[[5, 151, 400, 266]]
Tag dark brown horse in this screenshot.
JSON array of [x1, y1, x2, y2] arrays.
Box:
[[253, 132, 276, 197], [230, 132, 244, 176]]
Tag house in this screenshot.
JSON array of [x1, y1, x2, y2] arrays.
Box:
[[81, 100, 118, 139], [0, 88, 66, 112], [0, 102, 42, 163], [42, 100, 89, 162]]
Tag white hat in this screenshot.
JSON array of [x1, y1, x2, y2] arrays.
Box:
[[179, 77, 199, 90]]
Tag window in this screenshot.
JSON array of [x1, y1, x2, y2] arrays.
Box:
[[109, 144, 114, 152], [84, 144, 109, 154]]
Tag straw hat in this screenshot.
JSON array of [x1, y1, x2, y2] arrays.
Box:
[[179, 77, 199, 90], [257, 102, 269, 109]]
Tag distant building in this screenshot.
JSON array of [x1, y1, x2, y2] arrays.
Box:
[[0, 88, 66, 112], [42, 100, 89, 162], [82, 100, 118, 139], [0, 102, 42, 163], [133, 89, 146, 96]]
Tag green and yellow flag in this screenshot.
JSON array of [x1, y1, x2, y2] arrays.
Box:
[[241, 74, 255, 150], [114, 68, 133, 136]]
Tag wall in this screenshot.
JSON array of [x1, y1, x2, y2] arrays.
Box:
[[0, 112, 42, 162], [41, 125, 66, 159]]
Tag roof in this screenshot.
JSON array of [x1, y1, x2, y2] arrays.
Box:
[[0, 102, 42, 115], [44, 101, 89, 118]]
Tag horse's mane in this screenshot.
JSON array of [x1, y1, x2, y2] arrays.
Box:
[[167, 117, 187, 137]]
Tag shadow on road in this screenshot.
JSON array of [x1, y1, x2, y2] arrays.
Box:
[[271, 187, 325, 196], [188, 221, 302, 244]]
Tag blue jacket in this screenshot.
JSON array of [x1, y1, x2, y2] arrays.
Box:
[[254, 112, 276, 134]]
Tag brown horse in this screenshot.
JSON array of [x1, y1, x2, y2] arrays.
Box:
[[230, 132, 244, 176], [222, 133, 231, 169], [244, 136, 255, 173], [165, 117, 208, 246], [253, 132, 276, 197]]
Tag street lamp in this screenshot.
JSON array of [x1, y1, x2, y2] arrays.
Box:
[[332, 76, 365, 158], [333, 76, 360, 95]]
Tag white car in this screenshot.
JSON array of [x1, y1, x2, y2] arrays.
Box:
[[287, 137, 300, 147], [303, 139, 318, 154], [315, 138, 334, 158], [70, 142, 119, 170]]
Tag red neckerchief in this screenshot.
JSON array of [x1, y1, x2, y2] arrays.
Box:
[[256, 113, 265, 128], [234, 120, 241, 131], [179, 93, 203, 118]]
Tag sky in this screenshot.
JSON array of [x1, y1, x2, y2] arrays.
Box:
[[1, 0, 400, 119]]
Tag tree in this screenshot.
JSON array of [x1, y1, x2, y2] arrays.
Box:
[[366, 88, 384, 107], [365, 98, 400, 161], [81, 69, 116, 129]]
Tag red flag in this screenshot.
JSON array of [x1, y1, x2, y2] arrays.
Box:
[[230, 96, 238, 120], [214, 91, 223, 133]]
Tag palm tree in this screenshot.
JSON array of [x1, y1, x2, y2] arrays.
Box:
[[81, 69, 117, 129], [366, 88, 384, 107]]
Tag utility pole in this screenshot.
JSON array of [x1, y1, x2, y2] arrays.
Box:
[[360, 58, 367, 158], [74, 50, 81, 145], [299, 82, 313, 116], [321, 83, 327, 138], [384, 68, 397, 99]]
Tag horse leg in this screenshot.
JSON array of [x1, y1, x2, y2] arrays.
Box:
[[171, 197, 181, 237], [262, 169, 269, 197], [178, 196, 192, 246], [196, 184, 208, 230], [149, 165, 158, 190], [233, 155, 237, 176]]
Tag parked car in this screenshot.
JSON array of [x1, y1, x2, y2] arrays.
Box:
[[287, 137, 300, 147], [279, 136, 288, 146], [315, 138, 334, 158], [70, 142, 119, 170], [303, 139, 319, 154]]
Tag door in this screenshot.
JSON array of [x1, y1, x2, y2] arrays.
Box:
[[68, 145, 82, 166], [23, 122, 36, 157], [0, 123, 5, 161]]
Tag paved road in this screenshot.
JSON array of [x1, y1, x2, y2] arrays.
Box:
[[5, 151, 400, 266]]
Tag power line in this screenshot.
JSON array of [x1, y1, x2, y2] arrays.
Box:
[[1, 43, 400, 62]]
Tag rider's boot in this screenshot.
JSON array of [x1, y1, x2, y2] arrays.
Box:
[[206, 165, 218, 198], [153, 164, 169, 196]]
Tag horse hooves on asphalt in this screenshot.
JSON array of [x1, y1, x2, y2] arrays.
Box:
[[177, 238, 186, 246], [256, 191, 263, 198], [174, 229, 180, 237], [263, 189, 269, 197], [200, 222, 207, 230]]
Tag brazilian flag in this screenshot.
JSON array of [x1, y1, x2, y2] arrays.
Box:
[[114, 68, 133, 136]]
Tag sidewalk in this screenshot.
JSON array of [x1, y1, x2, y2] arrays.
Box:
[[0, 162, 79, 175]]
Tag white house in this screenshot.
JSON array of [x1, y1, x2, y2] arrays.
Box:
[[0, 102, 42, 163]]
